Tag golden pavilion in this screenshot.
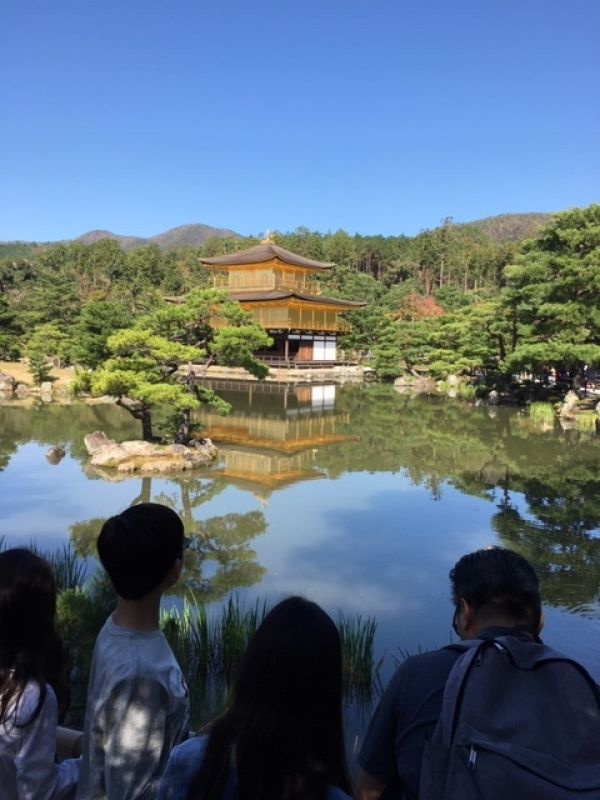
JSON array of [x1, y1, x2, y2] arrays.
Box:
[[200, 239, 364, 365]]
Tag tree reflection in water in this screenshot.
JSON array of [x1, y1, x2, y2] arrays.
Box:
[[0, 387, 599, 616], [68, 475, 268, 601], [493, 481, 600, 615], [316, 386, 600, 617]]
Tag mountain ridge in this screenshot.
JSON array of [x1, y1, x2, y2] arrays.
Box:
[[76, 223, 240, 251], [459, 212, 552, 242], [0, 212, 556, 255]]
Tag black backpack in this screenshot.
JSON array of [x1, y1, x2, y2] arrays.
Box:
[[419, 636, 600, 800]]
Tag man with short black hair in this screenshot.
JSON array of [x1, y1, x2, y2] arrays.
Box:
[[76, 503, 190, 800], [354, 547, 544, 800]]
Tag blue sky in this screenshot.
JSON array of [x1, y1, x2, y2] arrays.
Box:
[[1, 0, 598, 241]]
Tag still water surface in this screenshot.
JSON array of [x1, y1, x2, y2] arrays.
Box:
[[1, 382, 599, 682]]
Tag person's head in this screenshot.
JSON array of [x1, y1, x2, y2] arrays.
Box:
[[0, 548, 67, 724], [233, 596, 344, 738], [450, 546, 542, 639], [189, 596, 349, 800], [97, 502, 185, 601]]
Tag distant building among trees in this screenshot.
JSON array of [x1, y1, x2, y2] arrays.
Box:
[[200, 237, 365, 365]]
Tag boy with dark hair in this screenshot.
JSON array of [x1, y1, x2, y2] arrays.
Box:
[[76, 503, 190, 800], [355, 547, 544, 800]]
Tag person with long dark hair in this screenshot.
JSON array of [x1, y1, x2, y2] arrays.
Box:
[[158, 596, 352, 800], [0, 548, 80, 799]]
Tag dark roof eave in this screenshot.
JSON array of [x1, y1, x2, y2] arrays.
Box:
[[200, 242, 335, 271], [230, 289, 366, 308]]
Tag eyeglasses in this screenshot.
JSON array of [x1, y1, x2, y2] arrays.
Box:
[[452, 606, 460, 637], [180, 536, 192, 556]]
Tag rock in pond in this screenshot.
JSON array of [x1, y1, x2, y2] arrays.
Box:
[[559, 390, 579, 418], [0, 372, 16, 397], [83, 431, 217, 473], [45, 446, 65, 464]]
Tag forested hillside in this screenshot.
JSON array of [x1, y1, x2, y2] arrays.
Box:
[[1, 205, 598, 398], [0, 222, 239, 258], [459, 212, 552, 243], [0, 211, 550, 257]]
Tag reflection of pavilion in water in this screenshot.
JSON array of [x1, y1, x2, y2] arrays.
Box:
[[196, 381, 351, 503]]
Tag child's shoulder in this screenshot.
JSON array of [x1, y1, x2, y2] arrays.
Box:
[[9, 681, 56, 728], [91, 617, 185, 695]]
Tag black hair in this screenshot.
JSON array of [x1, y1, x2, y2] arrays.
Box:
[[450, 546, 541, 628], [0, 548, 68, 727], [187, 596, 350, 800], [97, 502, 184, 600]]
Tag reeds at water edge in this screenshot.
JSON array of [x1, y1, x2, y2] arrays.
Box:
[[0, 538, 88, 591], [1, 540, 381, 726]]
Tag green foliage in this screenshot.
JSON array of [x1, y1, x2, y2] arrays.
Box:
[[26, 323, 72, 372], [456, 383, 476, 400], [77, 291, 271, 440], [210, 326, 271, 379], [81, 326, 201, 439], [26, 347, 53, 385], [434, 285, 472, 311], [319, 266, 389, 355], [0, 293, 22, 359], [502, 205, 600, 377], [22, 255, 81, 331], [372, 317, 402, 379], [0, 242, 47, 259], [70, 301, 130, 368], [5, 206, 598, 400], [425, 303, 502, 378], [120, 245, 166, 311]]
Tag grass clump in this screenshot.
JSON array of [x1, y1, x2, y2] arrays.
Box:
[[162, 596, 211, 680], [528, 402, 556, 429], [573, 411, 598, 433], [0, 538, 88, 592], [217, 595, 267, 682], [46, 544, 88, 591], [161, 599, 381, 725], [57, 572, 117, 723], [457, 383, 476, 401], [338, 612, 379, 699]]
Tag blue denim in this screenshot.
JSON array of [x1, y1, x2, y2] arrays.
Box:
[[158, 735, 351, 800]]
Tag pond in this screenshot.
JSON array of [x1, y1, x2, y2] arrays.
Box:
[[1, 381, 599, 691]]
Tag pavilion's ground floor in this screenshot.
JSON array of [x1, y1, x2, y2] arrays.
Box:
[[256, 331, 342, 366]]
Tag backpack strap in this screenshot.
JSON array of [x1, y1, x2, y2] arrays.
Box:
[[438, 639, 491, 745]]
